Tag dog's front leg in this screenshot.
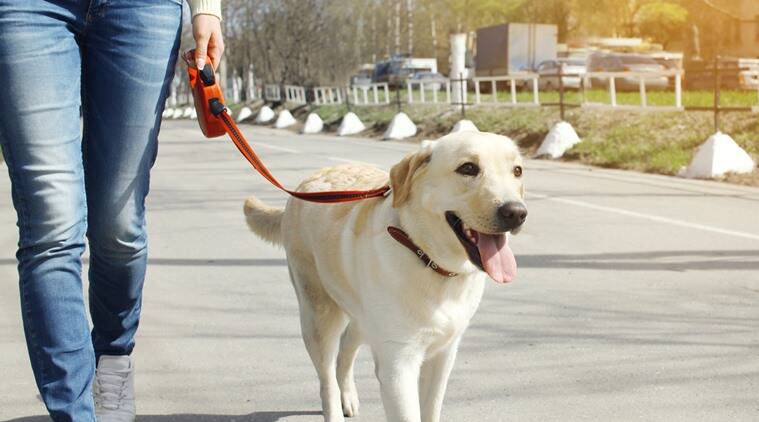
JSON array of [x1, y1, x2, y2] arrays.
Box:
[[373, 342, 424, 422], [419, 336, 462, 422]]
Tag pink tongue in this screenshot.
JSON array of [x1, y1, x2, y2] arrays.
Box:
[[476, 233, 517, 283]]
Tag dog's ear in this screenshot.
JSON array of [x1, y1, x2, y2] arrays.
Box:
[[390, 149, 432, 207]]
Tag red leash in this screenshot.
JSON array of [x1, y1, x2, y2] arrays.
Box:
[[187, 59, 390, 204]]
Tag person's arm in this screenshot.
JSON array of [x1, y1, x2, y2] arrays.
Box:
[[187, 0, 224, 70]]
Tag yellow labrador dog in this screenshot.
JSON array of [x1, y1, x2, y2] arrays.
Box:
[[243, 131, 527, 422]]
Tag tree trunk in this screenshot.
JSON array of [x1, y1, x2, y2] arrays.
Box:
[[407, 0, 413, 55], [394, 0, 401, 55], [430, 10, 437, 62]]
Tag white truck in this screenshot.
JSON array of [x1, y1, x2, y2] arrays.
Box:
[[475, 23, 558, 76]]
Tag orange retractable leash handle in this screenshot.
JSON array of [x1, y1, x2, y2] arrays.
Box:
[[185, 56, 390, 204]]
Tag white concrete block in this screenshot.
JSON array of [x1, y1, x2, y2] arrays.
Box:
[[536, 121, 581, 159], [451, 119, 479, 133], [302, 113, 324, 134], [274, 109, 297, 129], [255, 106, 275, 124], [237, 106, 254, 123], [182, 107, 194, 118], [171, 108, 184, 119], [337, 112, 366, 136], [162, 108, 173, 118], [189, 108, 197, 120], [383, 112, 417, 140], [681, 132, 755, 178]]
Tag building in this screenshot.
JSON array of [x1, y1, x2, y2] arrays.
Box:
[[715, 0, 759, 58]]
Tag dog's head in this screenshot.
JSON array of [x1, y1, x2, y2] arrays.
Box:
[[390, 132, 526, 283]]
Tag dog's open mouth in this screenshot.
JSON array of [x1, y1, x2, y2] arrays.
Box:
[[445, 212, 517, 284]]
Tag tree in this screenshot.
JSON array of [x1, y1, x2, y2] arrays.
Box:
[[635, 1, 689, 47]]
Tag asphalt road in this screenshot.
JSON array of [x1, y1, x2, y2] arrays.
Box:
[[2, 120, 758, 421]]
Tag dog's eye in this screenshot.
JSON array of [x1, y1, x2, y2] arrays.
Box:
[[513, 165, 523, 178], [456, 162, 480, 176]]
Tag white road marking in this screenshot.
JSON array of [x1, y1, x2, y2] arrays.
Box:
[[254, 143, 300, 153], [325, 156, 375, 166], [531, 193, 759, 242]]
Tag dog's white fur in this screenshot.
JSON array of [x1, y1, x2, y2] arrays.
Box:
[[244, 132, 525, 422]]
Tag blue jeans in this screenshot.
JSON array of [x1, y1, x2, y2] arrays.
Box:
[[0, 0, 181, 420]]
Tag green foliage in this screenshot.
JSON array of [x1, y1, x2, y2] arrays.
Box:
[[635, 1, 688, 46]]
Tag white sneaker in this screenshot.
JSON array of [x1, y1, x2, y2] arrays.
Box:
[[93, 355, 136, 422]]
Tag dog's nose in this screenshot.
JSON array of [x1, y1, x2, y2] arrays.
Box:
[[498, 201, 528, 229]]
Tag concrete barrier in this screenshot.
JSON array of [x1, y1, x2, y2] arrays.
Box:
[[337, 112, 365, 136], [451, 119, 479, 133], [255, 105, 275, 124], [237, 106, 254, 122], [535, 121, 581, 158], [383, 112, 417, 140], [302, 113, 324, 134], [274, 110, 297, 129], [680, 132, 755, 178]]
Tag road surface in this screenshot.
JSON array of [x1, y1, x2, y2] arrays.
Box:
[[2, 120, 758, 421]]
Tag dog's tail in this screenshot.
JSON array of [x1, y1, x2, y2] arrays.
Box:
[[243, 196, 284, 246]]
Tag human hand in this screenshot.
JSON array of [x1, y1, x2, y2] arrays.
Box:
[[192, 14, 224, 70]]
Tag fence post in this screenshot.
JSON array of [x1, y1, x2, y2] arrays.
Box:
[[459, 72, 466, 118], [713, 55, 721, 132], [510, 79, 517, 104], [639, 77, 647, 108], [581, 75, 588, 105], [395, 83, 402, 113], [609, 77, 617, 107], [675, 71, 682, 109], [407, 81, 413, 104], [532, 76, 539, 105], [475, 79, 481, 104], [558, 62, 565, 121]]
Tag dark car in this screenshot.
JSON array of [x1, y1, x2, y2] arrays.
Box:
[[587, 54, 669, 91]]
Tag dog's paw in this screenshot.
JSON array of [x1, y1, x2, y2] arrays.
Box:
[[341, 389, 360, 417]]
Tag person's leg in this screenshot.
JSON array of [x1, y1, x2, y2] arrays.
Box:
[[0, 1, 95, 420], [81, 0, 181, 361]]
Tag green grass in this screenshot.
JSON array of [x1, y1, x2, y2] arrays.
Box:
[[399, 87, 759, 108], [309, 102, 759, 185]]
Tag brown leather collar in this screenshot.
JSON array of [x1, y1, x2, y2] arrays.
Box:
[[387, 226, 458, 277]]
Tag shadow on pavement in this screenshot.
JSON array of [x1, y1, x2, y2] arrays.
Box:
[[7, 410, 322, 422]]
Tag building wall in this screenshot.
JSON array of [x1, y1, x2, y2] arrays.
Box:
[[736, 0, 759, 57]]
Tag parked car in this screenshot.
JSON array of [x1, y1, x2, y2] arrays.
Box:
[[684, 58, 759, 90], [373, 55, 438, 86], [536, 58, 586, 90], [587, 53, 669, 91], [410, 71, 447, 91], [350, 74, 372, 86]]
